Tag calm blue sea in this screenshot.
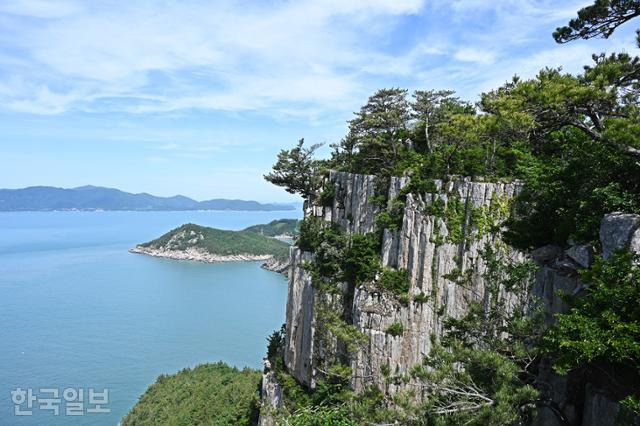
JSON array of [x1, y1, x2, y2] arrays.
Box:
[[0, 210, 301, 425]]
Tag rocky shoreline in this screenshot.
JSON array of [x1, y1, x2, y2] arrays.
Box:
[[260, 257, 291, 276], [129, 246, 289, 275]]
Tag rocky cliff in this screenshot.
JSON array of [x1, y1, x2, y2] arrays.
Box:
[[261, 171, 640, 425], [284, 171, 523, 394]]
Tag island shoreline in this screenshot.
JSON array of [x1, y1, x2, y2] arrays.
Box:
[[129, 246, 290, 275]]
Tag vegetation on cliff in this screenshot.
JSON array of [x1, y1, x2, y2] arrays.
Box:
[[122, 362, 260, 426], [137, 223, 291, 261], [266, 5, 640, 250], [261, 2, 640, 424]]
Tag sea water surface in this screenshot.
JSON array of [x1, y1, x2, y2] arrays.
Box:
[[0, 210, 301, 425]]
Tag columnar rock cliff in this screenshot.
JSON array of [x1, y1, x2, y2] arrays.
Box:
[[263, 170, 640, 425], [285, 171, 523, 393]]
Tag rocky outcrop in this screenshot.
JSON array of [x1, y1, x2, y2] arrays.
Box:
[[261, 257, 291, 276], [306, 170, 380, 234], [531, 213, 640, 426], [583, 384, 640, 426], [258, 361, 283, 426], [352, 177, 523, 394], [600, 212, 640, 259], [284, 248, 317, 387], [285, 173, 524, 396], [276, 169, 639, 425]]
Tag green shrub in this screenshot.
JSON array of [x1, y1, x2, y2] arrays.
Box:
[[386, 322, 404, 336], [424, 197, 446, 216], [414, 292, 430, 303], [266, 324, 286, 365], [318, 180, 336, 207], [296, 216, 325, 252], [341, 233, 380, 285], [276, 405, 356, 426], [377, 268, 410, 294], [545, 252, 640, 374]]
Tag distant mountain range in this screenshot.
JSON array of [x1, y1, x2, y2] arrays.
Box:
[[0, 185, 296, 212]]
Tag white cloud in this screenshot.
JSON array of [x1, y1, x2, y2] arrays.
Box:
[[0, 0, 637, 117], [454, 48, 497, 65], [2, 0, 430, 115]]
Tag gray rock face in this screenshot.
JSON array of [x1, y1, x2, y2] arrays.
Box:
[[583, 384, 640, 426], [306, 170, 379, 234], [284, 248, 316, 388], [286, 173, 525, 397], [278, 170, 640, 424], [352, 178, 524, 394], [531, 215, 640, 426], [565, 245, 594, 269], [600, 213, 640, 259], [532, 245, 563, 265], [258, 369, 283, 426]]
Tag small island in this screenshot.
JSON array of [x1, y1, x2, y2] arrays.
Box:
[[129, 220, 299, 274]]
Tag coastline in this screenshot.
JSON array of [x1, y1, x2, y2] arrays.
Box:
[[129, 246, 290, 275], [129, 246, 273, 262]]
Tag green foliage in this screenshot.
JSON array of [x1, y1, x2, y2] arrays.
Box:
[[340, 233, 380, 285], [244, 219, 299, 237], [122, 362, 260, 426], [414, 292, 431, 303], [296, 216, 327, 252], [341, 88, 411, 174], [400, 169, 438, 196], [544, 252, 640, 374], [140, 223, 290, 260], [320, 306, 369, 353], [418, 344, 539, 426], [264, 138, 324, 199], [275, 405, 356, 426], [554, 0, 640, 43], [492, 59, 640, 247], [318, 179, 336, 207], [622, 395, 640, 416], [443, 196, 466, 244], [377, 268, 410, 294], [275, 367, 313, 411], [313, 364, 354, 406], [267, 324, 286, 365], [506, 127, 640, 248], [375, 196, 405, 231], [386, 322, 404, 336], [425, 197, 446, 216]]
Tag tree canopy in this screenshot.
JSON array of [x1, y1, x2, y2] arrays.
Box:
[[554, 0, 640, 43]]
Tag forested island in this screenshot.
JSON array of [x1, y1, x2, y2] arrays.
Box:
[[124, 2, 640, 425], [130, 220, 299, 273]]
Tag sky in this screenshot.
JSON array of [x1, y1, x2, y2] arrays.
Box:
[[1, 0, 639, 202]]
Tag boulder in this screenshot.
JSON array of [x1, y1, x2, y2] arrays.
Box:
[[565, 245, 594, 269], [600, 213, 640, 259], [531, 245, 563, 265]]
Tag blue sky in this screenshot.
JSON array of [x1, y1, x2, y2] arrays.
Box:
[[1, 0, 638, 202]]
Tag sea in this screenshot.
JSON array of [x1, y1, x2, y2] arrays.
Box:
[[0, 210, 301, 425]]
